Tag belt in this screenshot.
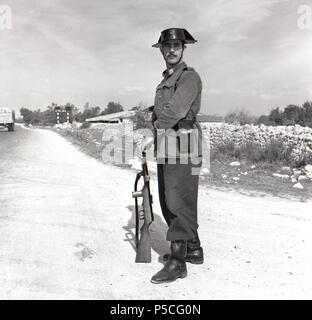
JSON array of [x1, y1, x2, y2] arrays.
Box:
[[173, 118, 197, 131]]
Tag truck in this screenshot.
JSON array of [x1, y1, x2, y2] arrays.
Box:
[[0, 108, 15, 132]]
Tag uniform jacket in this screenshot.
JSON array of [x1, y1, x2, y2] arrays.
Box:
[[152, 62, 203, 162]]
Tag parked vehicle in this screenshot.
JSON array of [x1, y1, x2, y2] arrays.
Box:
[[0, 108, 15, 132]]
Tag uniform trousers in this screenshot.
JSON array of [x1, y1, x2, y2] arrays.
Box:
[[157, 160, 201, 241]]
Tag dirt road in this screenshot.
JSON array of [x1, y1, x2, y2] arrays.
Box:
[[0, 125, 311, 299]]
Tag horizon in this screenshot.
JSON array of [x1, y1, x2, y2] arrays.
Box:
[[12, 99, 312, 119], [1, 0, 311, 116]]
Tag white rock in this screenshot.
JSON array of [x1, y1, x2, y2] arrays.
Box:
[[251, 165, 256, 169], [230, 161, 240, 167], [293, 182, 304, 189], [293, 169, 302, 176], [298, 175, 308, 181], [305, 164, 312, 178], [291, 177, 297, 183], [272, 173, 289, 179], [281, 166, 291, 173], [54, 123, 72, 130], [201, 167, 210, 174], [232, 177, 240, 181], [221, 174, 227, 179]]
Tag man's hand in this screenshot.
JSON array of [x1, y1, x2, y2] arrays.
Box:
[[137, 136, 154, 154]]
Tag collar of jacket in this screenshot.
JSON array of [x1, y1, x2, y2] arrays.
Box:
[[162, 62, 187, 79]]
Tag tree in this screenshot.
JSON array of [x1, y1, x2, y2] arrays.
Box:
[[20, 108, 33, 124], [101, 102, 124, 115], [302, 101, 312, 125], [20, 103, 77, 125], [283, 104, 300, 125], [75, 106, 101, 122], [257, 115, 271, 125], [268, 107, 284, 125], [257, 101, 312, 127], [224, 108, 256, 125], [130, 102, 151, 129]]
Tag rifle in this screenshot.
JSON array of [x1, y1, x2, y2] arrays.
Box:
[[132, 151, 154, 263]]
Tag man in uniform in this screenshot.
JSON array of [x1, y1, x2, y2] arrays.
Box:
[[139, 28, 204, 284]]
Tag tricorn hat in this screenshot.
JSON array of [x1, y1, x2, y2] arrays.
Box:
[[152, 28, 197, 48]]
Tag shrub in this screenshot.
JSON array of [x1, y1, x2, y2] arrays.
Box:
[[80, 121, 91, 129], [213, 138, 301, 166], [262, 139, 288, 163], [131, 108, 155, 131], [224, 109, 256, 125], [132, 109, 148, 129], [257, 101, 312, 127], [243, 142, 263, 162]]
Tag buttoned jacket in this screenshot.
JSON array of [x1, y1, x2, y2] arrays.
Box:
[[152, 62, 203, 161]]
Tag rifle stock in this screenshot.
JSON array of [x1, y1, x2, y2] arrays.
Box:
[[132, 152, 154, 263]]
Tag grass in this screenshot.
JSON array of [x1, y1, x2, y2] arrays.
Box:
[[211, 138, 312, 168]]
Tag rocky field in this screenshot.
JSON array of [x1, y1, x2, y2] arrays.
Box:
[[204, 123, 312, 165]]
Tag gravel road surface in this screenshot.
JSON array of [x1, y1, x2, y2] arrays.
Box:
[[0, 125, 311, 299]]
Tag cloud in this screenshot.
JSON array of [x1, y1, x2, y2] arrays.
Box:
[[0, 0, 309, 116], [123, 86, 146, 92], [118, 86, 147, 95], [205, 88, 223, 95], [260, 93, 279, 101]]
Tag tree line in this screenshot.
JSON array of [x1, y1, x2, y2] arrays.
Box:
[[224, 101, 312, 127], [257, 101, 312, 126], [19, 101, 124, 125], [19, 99, 312, 128]]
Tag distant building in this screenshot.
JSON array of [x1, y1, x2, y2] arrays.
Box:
[[86, 110, 136, 124]]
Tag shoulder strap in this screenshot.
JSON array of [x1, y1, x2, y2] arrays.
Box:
[[174, 66, 189, 91], [174, 67, 197, 121]]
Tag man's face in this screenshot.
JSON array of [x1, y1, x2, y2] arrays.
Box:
[[160, 40, 184, 66]]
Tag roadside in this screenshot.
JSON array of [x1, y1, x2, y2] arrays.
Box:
[[54, 125, 312, 201]]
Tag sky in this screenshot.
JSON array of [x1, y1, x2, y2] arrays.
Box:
[[0, 0, 311, 116]]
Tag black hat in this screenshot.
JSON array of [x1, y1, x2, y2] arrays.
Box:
[[152, 28, 197, 48]]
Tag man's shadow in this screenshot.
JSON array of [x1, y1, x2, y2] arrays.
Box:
[[123, 204, 169, 264]]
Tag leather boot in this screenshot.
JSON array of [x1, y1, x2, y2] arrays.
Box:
[[185, 237, 204, 264], [162, 235, 204, 264], [151, 240, 187, 284]]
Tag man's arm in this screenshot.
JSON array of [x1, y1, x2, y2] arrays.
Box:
[[153, 71, 201, 130]]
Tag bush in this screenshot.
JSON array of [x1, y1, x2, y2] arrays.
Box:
[[213, 138, 298, 166], [80, 121, 91, 129], [224, 109, 256, 125], [131, 109, 147, 129], [257, 101, 312, 127], [131, 106, 154, 130], [262, 139, 290, 163], [243, 142, 263, 162]]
